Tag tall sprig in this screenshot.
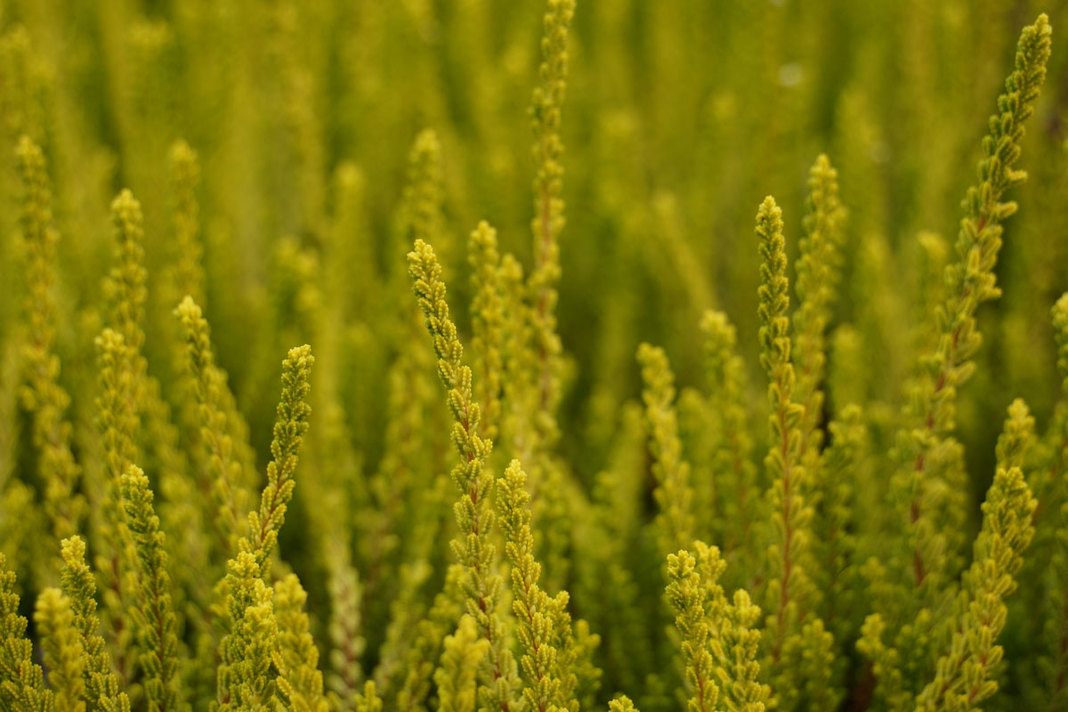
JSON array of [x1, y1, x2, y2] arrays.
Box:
[[529, 0, 576, 447], [408, 238, 520, 711], [756, 197, 835, 710], [16, 136, 83, 543], [892, 12, 1051, 593]]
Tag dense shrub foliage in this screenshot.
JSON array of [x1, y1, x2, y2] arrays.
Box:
[[0, 1, 1066, 710]]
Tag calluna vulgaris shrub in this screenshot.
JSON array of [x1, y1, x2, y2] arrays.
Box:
[[1, 1, 1067, 710]]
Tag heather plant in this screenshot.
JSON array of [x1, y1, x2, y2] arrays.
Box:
[[0, 1, 1066, 711]]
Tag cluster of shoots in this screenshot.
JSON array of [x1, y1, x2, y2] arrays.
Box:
[[0, 2, 1065, 712]]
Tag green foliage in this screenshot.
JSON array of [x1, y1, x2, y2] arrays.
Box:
[[167, 141, 203, 308], [59, 537, 130, 712], [0, 554, 53, 711], [468, 221, 505, 443], [16, 135, 83, 546], [174, 295, 254, 559], [529, 0, 576, 450], [665, 545, 724, 712], [857, 15, 1054, 710], [889, 10, 1052, 597], [914, 465, 1036, 711], [325, 555, 365, 708], [496, 458, 577, 711], [215, 551, 277, 710], [755, 195, 836, 711], [273, 573, 329, 712], [666, 542, 771, 712], [638, 342, 695, 558], [119, 465, 183, 712], [794, 154, 846, 464], [435, 615, 488, 712], [699, 310, 758, 569], [408, 237, 521, 710], [0, 2, 1065, 711], [243, 344, 314, 570], [33, 587, 85, 712]]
